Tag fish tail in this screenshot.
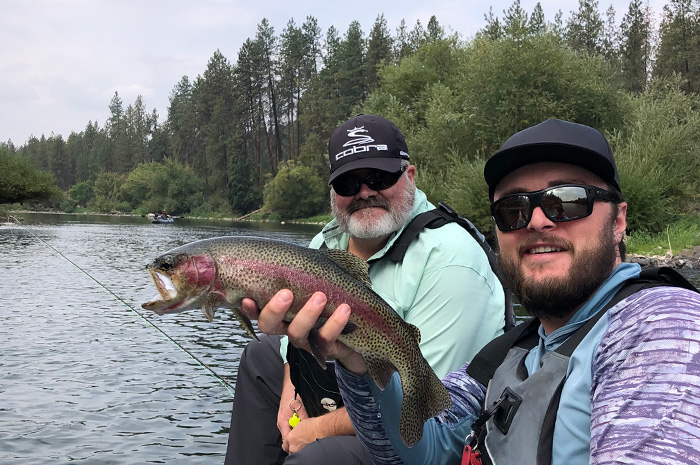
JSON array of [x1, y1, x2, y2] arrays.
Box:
[[398, 357, 452, 447]]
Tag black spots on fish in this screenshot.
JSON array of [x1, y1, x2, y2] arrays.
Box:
[[362, 353, 398, 390], [407, 323, 421, 344]]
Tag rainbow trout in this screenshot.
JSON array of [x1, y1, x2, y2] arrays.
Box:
[[142, 236, 450, 446]]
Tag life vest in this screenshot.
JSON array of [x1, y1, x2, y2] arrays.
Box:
[[288, 202, 514, 417], [465, 267, 699, 465]]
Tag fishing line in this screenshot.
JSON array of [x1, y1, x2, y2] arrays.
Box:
[[9, 216, 236, 397]]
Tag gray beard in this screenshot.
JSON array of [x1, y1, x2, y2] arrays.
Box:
[[331, 180, 415, 239], [499, 223, 618, 321]]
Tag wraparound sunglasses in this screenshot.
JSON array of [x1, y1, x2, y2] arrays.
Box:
[[331, 165, 407, 197], [490, 184, 620, 232]]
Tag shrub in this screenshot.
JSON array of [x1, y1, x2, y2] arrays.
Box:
[[263, 161, 329, 219], [612, 78, 700, 234]]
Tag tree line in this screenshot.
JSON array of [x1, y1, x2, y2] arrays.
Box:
[[2, 0, 699, 236]]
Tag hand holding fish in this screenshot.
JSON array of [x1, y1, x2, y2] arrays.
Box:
[[242, 290, 368, 376], [143, 236, 452, 446]]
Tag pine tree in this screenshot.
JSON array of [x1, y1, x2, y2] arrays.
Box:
[[530, 3, 546, 35], [394, 19, 414, 60], [503, 0, 530, 39], [654, 0, 700, 93], [620, 0, 652, 92], [366, 14, 393, 91], [601, 5, 620, 63], [565, 0, 604, 55], [254, 19, 283, 170]]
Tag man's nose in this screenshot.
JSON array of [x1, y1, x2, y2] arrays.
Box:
[[527, 206, 555, 231], [355, 182, 378, 199]]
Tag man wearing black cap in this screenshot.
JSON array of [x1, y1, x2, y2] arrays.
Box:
[[225, 114, 506, 465], [250, 119, 700, 465]]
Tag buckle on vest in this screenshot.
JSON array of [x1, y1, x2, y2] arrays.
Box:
[[493, 387, 522, 435]]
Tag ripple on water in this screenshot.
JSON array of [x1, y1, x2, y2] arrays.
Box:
[[1, 217, 317, 464]]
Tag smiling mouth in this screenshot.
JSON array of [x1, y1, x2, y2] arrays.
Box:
[[527, 246, 565, 254]]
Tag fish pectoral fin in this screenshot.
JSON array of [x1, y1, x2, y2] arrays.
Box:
[[201, 294, 223, 322], [362, 353, 397, 390], [307, 328, 329, 369], [340, 320, 358, 335], [201, 305, 215, 322], [232, 308, 259, 341]]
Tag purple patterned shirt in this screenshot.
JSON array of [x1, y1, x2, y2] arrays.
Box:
[[337, 286, 700, 465]]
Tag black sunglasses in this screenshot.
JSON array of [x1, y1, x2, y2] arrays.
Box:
[[331, 166, 407, 197], [491, 184, 619, 232]]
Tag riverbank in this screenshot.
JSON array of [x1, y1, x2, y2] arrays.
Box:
[[627, 246, 700, 269], [5, 209, 699, 269]]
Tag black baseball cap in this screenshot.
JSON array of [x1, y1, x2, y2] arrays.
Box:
[[484, 118, 621, 199], [328, 114, 410, 184]]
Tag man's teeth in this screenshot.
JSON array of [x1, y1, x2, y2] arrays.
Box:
[[529, 246, 564, 254]]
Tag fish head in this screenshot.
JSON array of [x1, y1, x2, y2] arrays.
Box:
[[141, 250, 217, 316]]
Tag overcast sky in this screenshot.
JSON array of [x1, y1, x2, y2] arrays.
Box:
[[2, 0, 667, 146]]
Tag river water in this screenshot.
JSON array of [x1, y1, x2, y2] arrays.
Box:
[[0, 213, 321, 464], [1, 213, 698, 464]]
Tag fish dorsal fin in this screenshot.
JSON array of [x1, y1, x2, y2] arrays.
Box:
[[319, 249, 372, 287]]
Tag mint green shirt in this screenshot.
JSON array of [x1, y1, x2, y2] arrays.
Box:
[[282, 188, 504, 378]]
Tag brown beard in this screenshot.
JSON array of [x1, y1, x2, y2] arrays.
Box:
[[499, 220, 618, 321]]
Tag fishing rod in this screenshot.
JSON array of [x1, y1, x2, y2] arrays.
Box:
[[9, 215, 236, 397]]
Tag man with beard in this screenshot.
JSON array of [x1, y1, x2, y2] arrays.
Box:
[[225, 114, 506, 465], [250, 119, 700, 465]]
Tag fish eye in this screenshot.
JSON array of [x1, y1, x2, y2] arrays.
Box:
[[159, 255, 174, 271]]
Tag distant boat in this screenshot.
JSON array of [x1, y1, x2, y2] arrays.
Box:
[[148, 213, 174, 224]]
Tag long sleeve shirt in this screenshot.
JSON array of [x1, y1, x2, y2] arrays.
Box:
[[337, 274, 700, 465]]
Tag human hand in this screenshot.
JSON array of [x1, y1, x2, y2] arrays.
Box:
[[282, 416, 322, 454], [277, 395, 309, 442], [247, 290, 367, 375]]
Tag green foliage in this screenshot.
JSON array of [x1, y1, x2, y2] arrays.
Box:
[[68, 180, 94, 206], [263, 161, 328, 219], [228, 147, 263, 214], [365, 32, 625, 214], [6, 9, 700, 242], [93, 172, 125, 212], [565, 0, 604, 54], [626, 215, 700, 255], [59, 196, 79, 213], [611, 77, 700, 234], [654, 0, 700, 94], [119, 160, 206, 216], [0, 147, 60, 204]]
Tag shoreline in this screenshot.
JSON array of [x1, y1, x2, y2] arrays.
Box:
[[627, 248, 700, 270], [5, 210, 698, 269]]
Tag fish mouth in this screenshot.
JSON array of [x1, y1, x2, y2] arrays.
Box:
[[142, 269, 195, 313]]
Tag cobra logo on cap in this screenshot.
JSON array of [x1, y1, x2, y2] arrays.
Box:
[[335, 126, 388, 161]]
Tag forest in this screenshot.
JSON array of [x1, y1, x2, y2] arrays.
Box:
[[2, 0, 699, 248]]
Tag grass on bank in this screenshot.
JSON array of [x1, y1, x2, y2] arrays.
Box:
[[626, 216, 700, 256]]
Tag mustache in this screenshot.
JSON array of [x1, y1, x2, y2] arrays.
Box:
[[346, 197, 391, 215]]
